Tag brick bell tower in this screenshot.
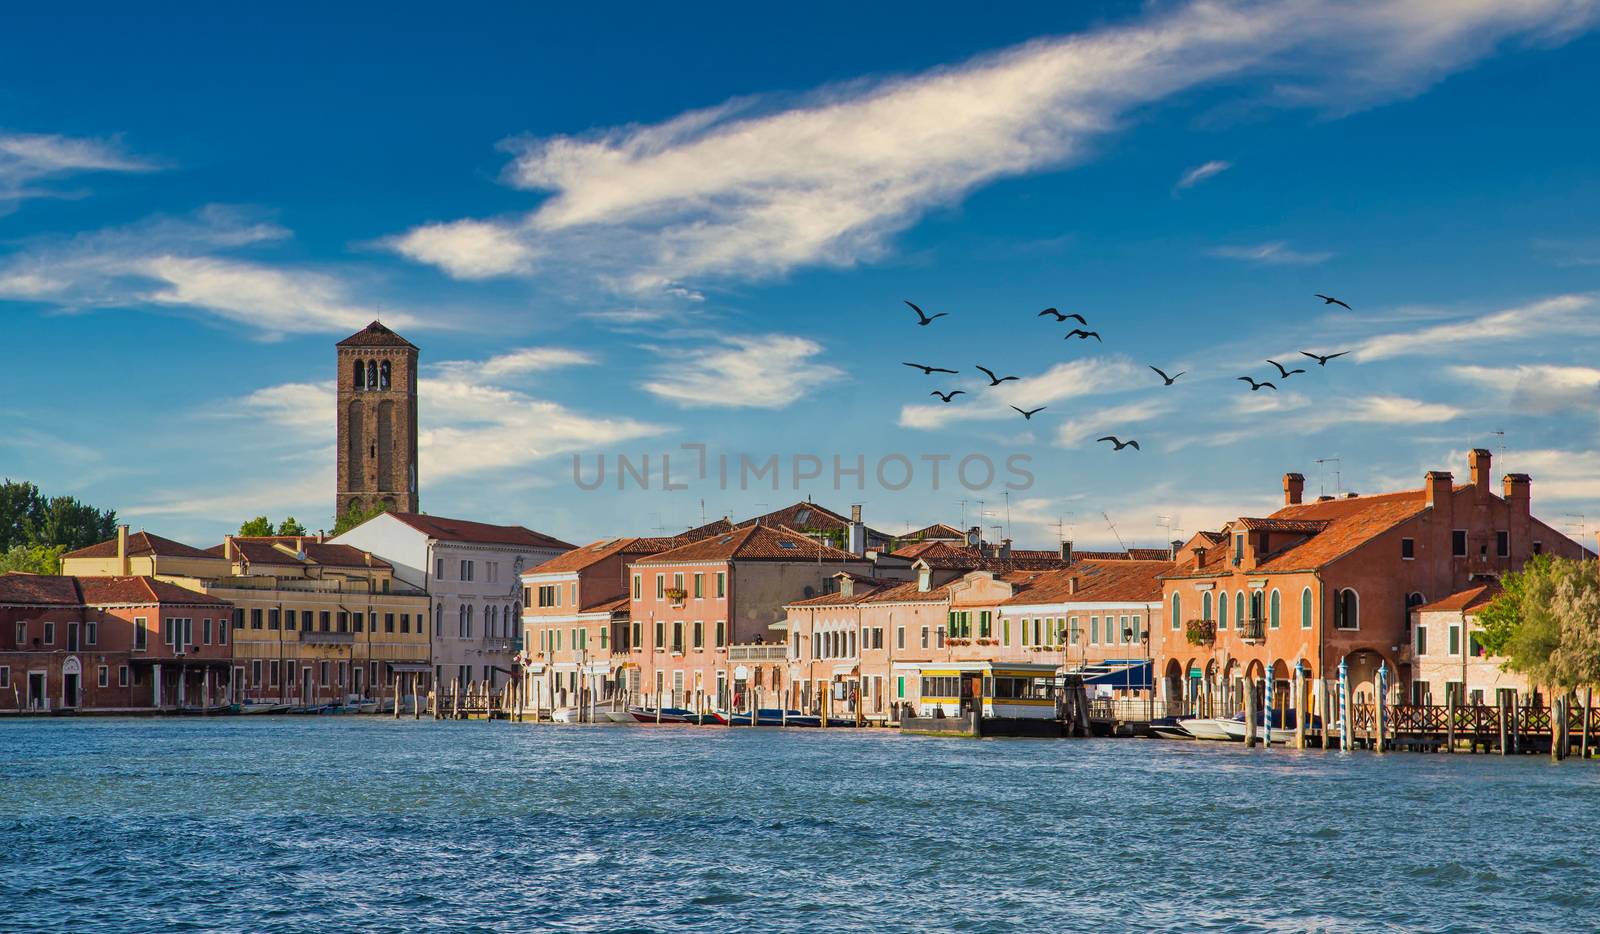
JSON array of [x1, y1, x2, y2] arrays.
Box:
[[336, 321, 419, 518]]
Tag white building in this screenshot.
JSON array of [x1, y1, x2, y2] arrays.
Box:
[[331, 512, 572, 688]]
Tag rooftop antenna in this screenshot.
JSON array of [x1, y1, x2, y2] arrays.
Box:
[[1490, 430, 1506, 455], [700, 498, 707, 527], [1314, 457, 1342, 497], [1004, 491, 1012, 540], [1102, 511, 1129, 553], [1565, 513, 1587, 543], [958, 499, 968, 530]]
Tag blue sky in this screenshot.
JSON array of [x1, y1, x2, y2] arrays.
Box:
[[4, 1, 1600, 550]]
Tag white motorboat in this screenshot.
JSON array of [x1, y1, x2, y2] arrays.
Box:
[[551, 706, 582, 723], [1217, 718, 1288, 744], [239, 701, 289, 715], [1178, 718, 1238, 741], [1149, 719, 1193, 740], [603, 709, 634, 723]]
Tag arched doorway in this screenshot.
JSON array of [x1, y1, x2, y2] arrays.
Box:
[[62, 656, 82, 709]]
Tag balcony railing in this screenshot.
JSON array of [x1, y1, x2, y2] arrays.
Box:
[[727, 643, 787, 661], [1239, 618, 1265, 643]]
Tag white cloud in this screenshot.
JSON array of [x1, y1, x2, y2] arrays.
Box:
[[1055, 399, 1170, 447], [0, 132, 155, 208], [434, 347, 596, 381], [642, 334, 842, 409], [1449, 363, 1600, 414], [899, 357, 1138, 430], [1476, 448, 1600, 510], [388, 218, 537, 279], [1302, 395, 1464, 432], [238, 381, 336, 439], [0, 207, 423, 335], [1208, 241, 1334, 265], [1174, 159, 1231, 191], [1355, 293, 1599, 361], [393, 1, 1592, 292]]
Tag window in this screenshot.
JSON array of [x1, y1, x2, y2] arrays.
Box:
[[1415, 625, 1428, 655], [44, 622, 54, 645], [0, 667, 8, 689], [978, 611, 992, 639], [385, 613, 395, 633], [1217, 591, 1228, 630], [1452, 530, 1468, 557], [202, 618, 213, 644], [251, 659, 263, 686], [1202, 592, 1213, 621], [1089, 616, 1099, 645], [283, 610, 296, 631], [1170, 594, 1181, 631], [250, 608, 263, 630], [218, 622, 226, 646], [354, 612, 365, 633], [1001, 618, 1010, 645], [13, 621, 23, 645], [600, 626, 609, 650], [1448, 624, 1461, 655], [1401, 537, 1415, 560], [1233, 534, 1244, 565], [632, 575, 641, 600], [1533, 540, 1543, 555], [655, 621, 665, 649], [673, 573, 684, 594], [436, 558, 446, 580], [672, 622, 684, 653], [265, 609, 277, 631], [1300, 588, 1313, 630], [693, 621, 704, 649], [338, 611, 350, 633], [920, 626, 929, 649], [234, 609, 245, 630], [1496, 530, 1509, 558], [1468, 631, 1482, 658], [1269, 590, 1281, 629], [631, 620, 642, 648], [656, 575, 665, 599], [693, 573, 704, 598], [1250, 591, 1264, 627], [98, 665, 108, 688], [1235, 592, 1245, 628], [716, 573, 726, 598], [320, 611, 331, 632], [1333, 588, 1359, 630], [896, 626, 905, 650], [118, 666, 128, 687]]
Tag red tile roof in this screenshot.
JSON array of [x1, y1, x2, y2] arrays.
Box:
[[1417, 583, 1500, 614], [387, 513, 573, 550], [787, 577, 959, 608], [208, 539, 392, 570], [1002, 560, 1174, 606], [1253, 489, 1429, 572], [78, 576, 231, 607], [632, 517, 737, 550], [1235, 517, 1331, 534], [0, 573, 83, 605], [635, 523, 863, 565], [337, 320, 416, 349], [738, 501, 852, 532], [580, 594, 632, 614], [527, 537, 674, 575], [62, 530, 216, 561], [902, 523, 966, 541]]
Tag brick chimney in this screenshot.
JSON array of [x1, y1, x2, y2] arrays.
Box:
[[847, 504, 866, 556], [223, 534, 237, 561], [1283, 472, 1305, 506], [1068, 576, 1080, 595], [1503, 473, 1531, 515], [1469, 449, 1492, 501], [1425, 470, 1453, 510], [116, 524, 130, 576]]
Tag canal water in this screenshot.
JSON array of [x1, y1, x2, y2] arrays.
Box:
[[4, 719, 1599, 933]]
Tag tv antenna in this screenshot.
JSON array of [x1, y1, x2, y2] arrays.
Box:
[[1102, 511, 1129, 552], [1490, 430, 1506, 455], [1314, 457, 1342, 497]]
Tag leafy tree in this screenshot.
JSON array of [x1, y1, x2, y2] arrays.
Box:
[[0, 543, 68, 575], [1479, 556, 1600, 692], [0, 480, 116, 552], [0, 481, 41, 551], [238, 516, 275, 536], [332, 500, 391, 535], [277, 516, 307, 536]]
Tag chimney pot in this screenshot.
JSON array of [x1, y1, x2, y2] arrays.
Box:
[[1060, 541, 1073, 564], [116, 524, 130, 575], [1469, 449, 1492, 499], [850, 504, 862, 523], [1068, 576, 1079, 595], [1283, 472, 1306, 506], [223, 534, 236, 561], [1425, 470, 1454, 510]]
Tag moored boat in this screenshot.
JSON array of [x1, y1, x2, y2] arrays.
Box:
[[1178, 718, 1237, 741], [239, 701, 289, 715], [1148, 716, 1193, 740], [626, 705, 693, 723]]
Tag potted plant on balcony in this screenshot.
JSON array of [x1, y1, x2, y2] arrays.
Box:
[[1185, 618, 1216, 646]]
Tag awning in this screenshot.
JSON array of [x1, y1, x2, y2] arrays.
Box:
[[1064, 659, 1152, 690]]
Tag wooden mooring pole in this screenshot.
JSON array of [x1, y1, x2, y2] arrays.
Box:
[[1497, 695, 1508, 755], [1243, 676, 1258, 749], [1446, 693, 1455, 753], [1583, 688, 1592, 760]]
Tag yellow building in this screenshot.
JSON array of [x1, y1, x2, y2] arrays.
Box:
[[61, 527, 432, 706]]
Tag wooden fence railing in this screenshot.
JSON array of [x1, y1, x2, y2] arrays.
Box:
[[1351, 703, 1600, 737]]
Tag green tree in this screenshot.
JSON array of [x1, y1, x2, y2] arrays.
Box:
[[0, 543, 68, 575], [0, 480, 42, 551], [0, 480, 116, 552], [238, 516, 274, 536], [332, 500, 391, 536], [1479, 556, 1600, 692], [276, 516, 307, 536]]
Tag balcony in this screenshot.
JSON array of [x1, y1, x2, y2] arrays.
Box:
[[483, 639, 519, 654], [1239, 618, 1265, 644], [728, 643, 788, 662]]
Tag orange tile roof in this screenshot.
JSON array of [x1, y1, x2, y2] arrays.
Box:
[[632, 517, 737, 550], [635, 523, 863, 565], [738, 501, 852, 532], [580, 594, 631, 614], [62, 530, 215, 561], [78, 576, 231, 607], [386, 513, 573, 550], [527, 537, 671, 575], [1253, 489, 1429, 572], [1417, 583, 1500, 614], [1002, 560, 1174, 606], [0, 573, 83, 605], [902, 522, 966, 541], [207, 539, 392, 570]]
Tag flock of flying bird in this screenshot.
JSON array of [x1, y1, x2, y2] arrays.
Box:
[[900, 296, 1354, 452]]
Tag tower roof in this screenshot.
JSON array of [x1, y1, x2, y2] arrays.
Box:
[[338, 321, 417, 349]]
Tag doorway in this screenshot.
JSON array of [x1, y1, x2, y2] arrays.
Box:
[[27, 671, 47, 710], [63, 672, 80, 708]]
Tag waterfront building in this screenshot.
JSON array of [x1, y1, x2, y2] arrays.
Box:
[[336, 321, 420, 516], [1152, 450, 1591, 721], [0, 573, 232, 712], [62, 527, 433, 705], [1405, 583, 1527, 706], [626, 523, 872, 711], [331, 512, 571, 691]]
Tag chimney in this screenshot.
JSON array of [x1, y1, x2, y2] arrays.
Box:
[[364, 550, 374, 567], [999, 538, 1012, 559], [1469, 449, 1492, 500], [1170, 539, 1182, 561], [116, 524, 130, 576], [1504, 473, 1531, 515], [1425, 470, 1453, 510], [847, 504, 866, 556], [839, 574, 855, 599], [223, 534, 237, 561], [966, 526, 982, 548], [1068, 576, 1079, 595], [1283, 472, 1305, 506], [1060, 541, 1073, 564], [317, 530, 326, 543]]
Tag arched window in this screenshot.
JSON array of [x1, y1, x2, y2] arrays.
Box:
[[380, 360, 391, 390], [466, 604, 474, 638], [1170, 593, 1182, 630], [367, 360, 378, 390], [1334, 588, 1359, 630], [1269, 590, 1281, 629], [1218, 590, 1229, 629], [1300, 587, 1313, 630], [458, 604, 467, 637], [434, 603, 444, 636], [1250, 590, 1264, 625], [1202, 591, 1213, 621], [353, 359, 366, 389], [486, 605, 497, 634], [1235, 592, 1245, 628]]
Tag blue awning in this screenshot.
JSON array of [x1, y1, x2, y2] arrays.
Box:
[[1066, 659, 1152, 689]]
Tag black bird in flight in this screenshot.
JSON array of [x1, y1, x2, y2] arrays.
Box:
[[1011, 405, 1046, 420], [1237, 376, 1277, 391], [1315, 294, 1352, 311], [1267, 359, 1306, 379], [1300, 350, 1350, 367], [1064, 329, 1102, 342], [930, 390, 965, 403], [1097, 436, 1140, 451], [975, 365, 1019, 386], [904, 362, 959, 375], [1038, 308, 1088, 325], [904, 300, 948, 326], [1149, 366, 1184, 385]]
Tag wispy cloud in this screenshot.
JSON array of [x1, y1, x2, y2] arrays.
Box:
[[1055, 399, 1170, 447], [0, 207, 424, 336], [642, 334, 842, 409], [1448, 363, 1600, 414], [1354, 293, 1598, 362], [1174, 159, 1231, 192], [390, 0, 1594, 293], [899, 357, 1138, 431], [0, 132, 155, 209], [434, 347, 596, 381], [1208, 240, 1333, 265]]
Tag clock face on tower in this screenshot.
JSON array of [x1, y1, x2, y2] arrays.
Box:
[[335, 321, 420, 518]]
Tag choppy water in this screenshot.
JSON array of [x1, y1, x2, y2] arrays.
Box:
[[4, 718, 1600, 933]]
